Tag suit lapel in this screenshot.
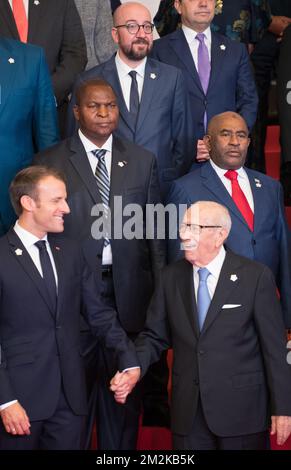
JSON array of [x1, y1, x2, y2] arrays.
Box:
[[201, 251, 241, 335], [69, 135, 102, 205], [169, 29, 203, 94], [245, 169, 264, 234], [48, 235, 64, 322], [201, 163, 250, 229], [207, 32, 227, 93], [0, 39, 19, 118], [176, 260, 199, 339], [136, 59, 159, 133], [7, 229, 56, 318], [28, 0, 44, 42], [109, 137, 128, 206], [0, 1, 19, 39]]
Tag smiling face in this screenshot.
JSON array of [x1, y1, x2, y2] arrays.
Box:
[[174, 0, 216, 32], [112, 2, 153, 65], [204, 112, 250, 170], [20, 176, 70, 239], [74, 84, 119, 147]]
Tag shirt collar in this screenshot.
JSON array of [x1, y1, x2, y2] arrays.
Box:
[[78, 129, 113, 154], [193, 245, 226, 279], [14, 220, 47, 250], [115, 51, 146, 79], [182, 24, 212, 45], [210, 159, 247, 180]]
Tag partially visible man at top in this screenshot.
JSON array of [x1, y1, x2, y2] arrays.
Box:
[[0, 0, 87, 135], [67, 1, 193, 200], [0, 37, 59, 236], [151, 0, 258, 162]]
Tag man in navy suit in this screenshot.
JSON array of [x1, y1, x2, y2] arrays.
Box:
[[151, 0, 258, 161], [167, 112, 291, 328], [0, 166, 138, 450], [67, 1, 193, 200], [0, 37, 59, 237]]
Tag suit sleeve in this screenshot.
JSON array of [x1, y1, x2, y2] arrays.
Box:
[[235, 43, 258, 130], [52, 0, 87, 104], [166, 179, 189, 263], [33, 47, 60, 151], [253, 266, 291, 415], [135, 270, 171, 378], [81, 259, 139, 371], [276, 182, 291, 327]]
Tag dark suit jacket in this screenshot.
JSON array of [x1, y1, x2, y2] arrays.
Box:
[[0, 0, 87, 104], [0, 229, 137, 421], [167, 161, 291, 327], [135, 251, 291, 436], [0, 37, 59, 236], [67, 55, 193, 198], [34, 134, 166, 333], [151, 29, 258, 140]]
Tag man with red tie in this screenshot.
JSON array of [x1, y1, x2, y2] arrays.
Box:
[[167, 111, 291, 329]]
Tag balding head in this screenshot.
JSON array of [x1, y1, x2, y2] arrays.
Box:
[[204, 112, 250, 170]]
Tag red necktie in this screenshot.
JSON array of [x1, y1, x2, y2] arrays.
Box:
[[12, 0, 28, 43], [224, 170, 254, 231]]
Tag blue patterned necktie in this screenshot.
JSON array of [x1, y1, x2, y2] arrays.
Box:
[[35, 240, 57, 313], [129, 70, 139, 126], [196, 33, 210, 131], [92, 149, 110, 247], [197, 267, 211, 331]]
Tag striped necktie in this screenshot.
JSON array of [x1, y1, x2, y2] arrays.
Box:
[[92, 149, 110, 246]]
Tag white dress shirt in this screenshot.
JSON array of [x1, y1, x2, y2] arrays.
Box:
[[78, 129, 113, 265], [9, 0, 29, 16], [193, 246, 226, 301], [0, 221, 58, 411], [210, 159, 254, 211], [115, 51, 146, 111], [182, 24, 212, 71]]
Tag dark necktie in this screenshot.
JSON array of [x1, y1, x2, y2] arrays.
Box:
[[197, 267, 211, 331], [35, 240, 57, 312], [129, 70, 139, 126], [224, 170, 254, 231], [196, 33, 210, 131], [92, 149, 110, 247]]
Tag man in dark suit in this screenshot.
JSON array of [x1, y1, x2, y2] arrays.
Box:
[[34, 78, 166, 449], [151, 0, 258, 161], [167, 111, 291, 328], [0, 0, 87, 134], [0, 37, 59, 237], [0, 166, 138, 450], [112, 201, 291, 450], [67, 1, 193, 199]]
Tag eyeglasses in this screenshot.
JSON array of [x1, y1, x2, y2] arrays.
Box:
[[114, 22, 154, 35], [179, 224, 222, 234]]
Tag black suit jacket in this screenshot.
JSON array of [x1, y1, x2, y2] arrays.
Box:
[[0, 230, 137, 421], [0, 0, 87, 104], [135, 251, 291, 436], [34, 134, 166, 333]]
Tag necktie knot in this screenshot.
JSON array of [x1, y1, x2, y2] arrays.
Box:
[[224, 169, 238, 181], [196, 33, 206, 44], [35, 240, 47, 251], [198, 267, 210, 283], [129, 70, 137, 80], [92, 149, 106, 161]]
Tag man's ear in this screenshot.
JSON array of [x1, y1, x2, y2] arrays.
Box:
[[174, 0, 182, 15], [203, 134, 211, 152], [20, 195, 36, 213]]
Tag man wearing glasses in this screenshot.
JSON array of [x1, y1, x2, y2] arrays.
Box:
[[67, 1, 193, 201], [112, 201, 291, 450]]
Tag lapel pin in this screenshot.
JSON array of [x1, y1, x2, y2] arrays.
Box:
[[150, 73, 156, 79], [34, 0, 40, 5], [118, 160, 127, 167], [8, 57, 15, 64], [15, 248, 22, 256], [220, 44, 226, 50], [55, 246, 60, 251], [230, 274, 238, 282]]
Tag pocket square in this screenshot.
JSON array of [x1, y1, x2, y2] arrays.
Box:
[[222, 304, 242, 309]]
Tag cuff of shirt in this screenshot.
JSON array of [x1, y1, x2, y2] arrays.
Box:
[[121, 366, 140, 373], [0, 400, 18, 411]]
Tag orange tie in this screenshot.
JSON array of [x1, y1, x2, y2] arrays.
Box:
[[224, 170, 254, 231], [12, 0, 28, 43]]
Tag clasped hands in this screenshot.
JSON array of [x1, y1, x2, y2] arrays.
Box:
[[110, 368, 141, 404]]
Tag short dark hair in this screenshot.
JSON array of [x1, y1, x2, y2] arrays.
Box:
[[75, 78, 116, 106], [9, 166, 66, 216]]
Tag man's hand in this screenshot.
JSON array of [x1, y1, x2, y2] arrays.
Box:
[[270, 416, 291, 445], [196, 139, 210, 162], [110, 368, 141, 404], [0, 402, 31, 435], [268, 16, 291, 40]]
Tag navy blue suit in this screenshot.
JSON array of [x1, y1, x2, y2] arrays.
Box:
[[151, 29, 258, 142], [67, 55, 193, 199], [167, 161, 291, 327]]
